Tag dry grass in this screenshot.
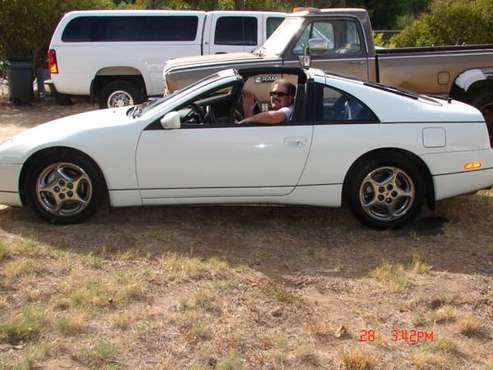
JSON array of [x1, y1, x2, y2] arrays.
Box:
[[410, 350, 449, 369], [457, 314, 482, 336], [74, 340, 119, 369], [337, 348, 377, 370], [55, 312, 88, 336], [160, 253, 230, 281], [407, 248, 431, 273], [427, 305, 458, 324], [369, 262, 408, 293]]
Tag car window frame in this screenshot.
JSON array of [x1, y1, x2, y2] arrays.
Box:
[[314, 82, 380, 125]]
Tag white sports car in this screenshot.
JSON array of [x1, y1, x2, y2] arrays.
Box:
[[0, 67, 492, 229]]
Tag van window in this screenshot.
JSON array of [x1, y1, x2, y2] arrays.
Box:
[[214, 17, 257, 46], [62, 16, 199, 42], [266, 17, 284, 39]]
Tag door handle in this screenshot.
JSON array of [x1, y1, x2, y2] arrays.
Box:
[[349, 60, 367, 65], [284, 137, 307, 147]]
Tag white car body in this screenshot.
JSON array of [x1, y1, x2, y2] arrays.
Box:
[[1, 68, 492, 227], [48, 10, 285, 97]]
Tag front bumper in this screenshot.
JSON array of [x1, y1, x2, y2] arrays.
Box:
[[0, 163, 23, 207]]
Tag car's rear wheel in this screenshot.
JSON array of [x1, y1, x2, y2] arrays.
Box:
[[99, 80, 144, 109], [24, 152, 106, 224], [347, 154, 425, 229]]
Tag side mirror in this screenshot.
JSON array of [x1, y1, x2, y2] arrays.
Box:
[[301, 38, 329, 69], [308, 38, 329, 55], [160, 111, 181, 130]]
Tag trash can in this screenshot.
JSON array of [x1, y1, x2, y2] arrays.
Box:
[[7, 59, 33, 105]]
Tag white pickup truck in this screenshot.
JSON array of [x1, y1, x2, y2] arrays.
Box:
[[45, 10, 285, 108]]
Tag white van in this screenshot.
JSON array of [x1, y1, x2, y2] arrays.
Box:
[[45, 10, 285, 108]]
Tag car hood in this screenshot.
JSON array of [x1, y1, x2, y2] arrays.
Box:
[[0, 107, 138, 163]]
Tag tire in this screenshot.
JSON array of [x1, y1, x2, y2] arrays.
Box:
[[471, 89, 493, 135], [98, 80, 144, 109], [346, 153, 425, 230], [24, 151, 106, 224]]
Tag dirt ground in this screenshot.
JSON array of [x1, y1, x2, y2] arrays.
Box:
[[0, 98, 492, 369]]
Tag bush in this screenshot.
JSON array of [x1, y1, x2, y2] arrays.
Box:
[[390, 0, 493, 47], [0, 0, 114, 66]]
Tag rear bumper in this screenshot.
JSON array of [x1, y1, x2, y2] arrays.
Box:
[[0, 163, 23, 206], [43, 79, 58, 96], [434, 167, 493, 200]]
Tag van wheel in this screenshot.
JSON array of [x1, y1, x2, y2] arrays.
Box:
[[99, 80, 144, 109]]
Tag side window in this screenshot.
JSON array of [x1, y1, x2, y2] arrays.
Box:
[[320, 85, 378, 122], [292, 20, 364, 57], [62, 16, 198, 42], [214, 17, 258, 46], [266, 17, 284, 39]]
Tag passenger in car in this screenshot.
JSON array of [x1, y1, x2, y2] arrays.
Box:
[[240, 79, 296, 124]]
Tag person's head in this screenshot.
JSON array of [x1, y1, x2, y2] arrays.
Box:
[[270, 79, 296, 110]]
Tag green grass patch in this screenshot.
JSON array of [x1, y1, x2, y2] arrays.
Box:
[[0, 305, 48, 344]]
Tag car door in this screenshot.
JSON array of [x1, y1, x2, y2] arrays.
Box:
[[135, 82, 313, 200], [209, 15, 260, 54], [284, 18, 369, 81]]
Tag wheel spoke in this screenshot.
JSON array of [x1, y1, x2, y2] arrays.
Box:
[[56, 166, 74, 182]]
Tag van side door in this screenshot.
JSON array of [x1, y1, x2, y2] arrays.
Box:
[[208, 14, 261, 54]]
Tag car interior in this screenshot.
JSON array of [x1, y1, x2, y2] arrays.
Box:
[[176, 68, 307, 127]]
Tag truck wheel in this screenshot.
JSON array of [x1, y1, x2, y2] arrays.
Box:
[[346, 154, 425, 230], [99, 80, 144, 109], [472, 90, 493, 133]]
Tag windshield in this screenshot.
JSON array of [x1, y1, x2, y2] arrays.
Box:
[[134, 73, 225, 117], [257, 17, 304, 56]]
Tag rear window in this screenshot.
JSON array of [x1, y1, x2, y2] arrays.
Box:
[[62, 16, 198, 42], [214, 16, 257, 46]]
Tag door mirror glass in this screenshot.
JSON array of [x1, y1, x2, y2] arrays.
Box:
[[308, 38, 328, 55], [160, 111, 181, 129]]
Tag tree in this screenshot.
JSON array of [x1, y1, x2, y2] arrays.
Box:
[[390, 0, 493, 47]]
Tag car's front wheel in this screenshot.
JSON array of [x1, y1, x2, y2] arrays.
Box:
[[347, 155, 425, 229], [24, 152, 106, 224]]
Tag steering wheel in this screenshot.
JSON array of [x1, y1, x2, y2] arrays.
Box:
[[231, 96, 261, 124]]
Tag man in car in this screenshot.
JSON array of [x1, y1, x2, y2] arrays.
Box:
[[240, 79, 296, 124]]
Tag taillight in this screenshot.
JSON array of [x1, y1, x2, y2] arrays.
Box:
[[48, 49, 58, 74]]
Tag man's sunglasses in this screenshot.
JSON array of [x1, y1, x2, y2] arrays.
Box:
[[269, 91, 289, 97]]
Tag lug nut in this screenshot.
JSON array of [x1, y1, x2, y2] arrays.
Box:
[[54, 186, 60, 193], [67, 191, 73, 197], [59, 193, 65, 199], [378, 195, 385, 201], [387, 184, 393, 190], [391, 191, 398, 197], [378, 187, 385, 193], [386, 198, 392, 203], [59, 180, 65, 186], [67, 183, 73, 189]]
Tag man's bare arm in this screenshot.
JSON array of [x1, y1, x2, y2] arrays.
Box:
[[240, 111, 286, 125]]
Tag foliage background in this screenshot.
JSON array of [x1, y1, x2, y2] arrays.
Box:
[[0, 0, 492, 73]]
